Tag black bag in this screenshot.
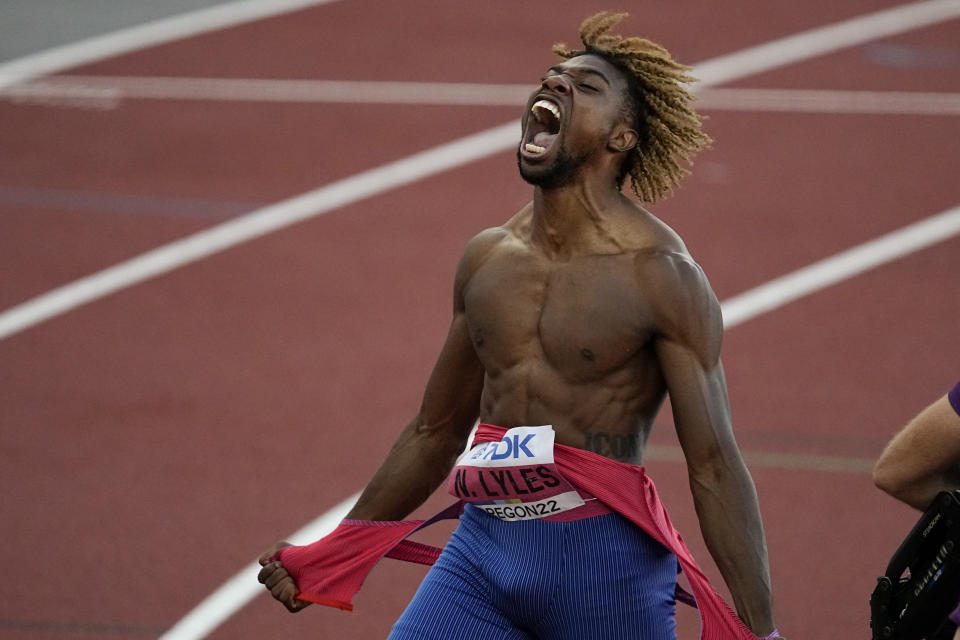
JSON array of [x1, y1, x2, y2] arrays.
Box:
[[871, 490, 960, 640]]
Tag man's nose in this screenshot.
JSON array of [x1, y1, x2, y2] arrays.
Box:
[[542, 74, 570, 94]]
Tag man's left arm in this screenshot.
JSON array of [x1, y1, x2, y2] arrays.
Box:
[[646, 252, 776, 636]]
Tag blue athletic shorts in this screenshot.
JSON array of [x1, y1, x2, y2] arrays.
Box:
[[389, 504, 678, 640]]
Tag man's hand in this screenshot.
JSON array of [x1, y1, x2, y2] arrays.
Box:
[[257, 541, 310, 613]]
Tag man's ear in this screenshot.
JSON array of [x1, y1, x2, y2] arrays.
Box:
[[608, 126, 638, 153]]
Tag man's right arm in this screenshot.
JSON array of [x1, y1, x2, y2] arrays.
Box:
[[345, 305, 485, 520], [343, 230, 505, 520], [258, 232, 497, 611], [258, 310, 484, 610]]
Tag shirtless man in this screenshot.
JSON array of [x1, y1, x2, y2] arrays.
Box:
[[259, 13, 777, 639]]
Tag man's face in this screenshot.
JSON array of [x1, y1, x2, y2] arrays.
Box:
[[518, 54, 631, 188]]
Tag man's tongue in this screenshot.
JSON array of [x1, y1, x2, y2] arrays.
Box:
[[532, 131, 556, 148]]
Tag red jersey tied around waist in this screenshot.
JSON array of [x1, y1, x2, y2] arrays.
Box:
[[276, 424, 762, 639]]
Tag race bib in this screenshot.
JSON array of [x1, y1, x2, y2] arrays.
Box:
[[447, 425, 585, 521]]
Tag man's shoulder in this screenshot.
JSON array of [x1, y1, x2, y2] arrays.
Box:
[[611, 199, 688, 255], [634, 243, 716, 306], [459, 226, 514, 272], [632, 246, 701, 282], [464, 225, 513, 253], [632, 245, 722, 354], [616, 206, 720, 344], [454, 221, 524, 292], [611, 205, 698, 280], [461, 204, 533, 261]]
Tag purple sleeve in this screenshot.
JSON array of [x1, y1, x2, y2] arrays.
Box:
[[949, 379, 960, 417], [946, 381, 960, 629]]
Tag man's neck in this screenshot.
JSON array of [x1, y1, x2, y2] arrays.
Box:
[[530, 178, 625, 258]]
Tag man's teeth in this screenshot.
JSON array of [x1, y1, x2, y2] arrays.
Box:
[[525, 99, 559, 154], [531, 99, 560, 122]]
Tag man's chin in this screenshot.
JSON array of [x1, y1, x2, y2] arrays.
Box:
[[517, 151, 580, 189]]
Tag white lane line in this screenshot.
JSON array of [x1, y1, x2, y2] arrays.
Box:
[[158, 492, 360, 640], [692, 0, 960, 86], [149, 3, 960, 637], [1, 75, 532, 108], [722, 205, 960, 326], [699, 87, 960, 116], [8, 76, 960, 116], [0, 0, 344, 92], [3, 0, 959, 342]]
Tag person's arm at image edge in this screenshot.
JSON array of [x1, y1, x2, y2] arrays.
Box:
[[873, 383, 960, 511]]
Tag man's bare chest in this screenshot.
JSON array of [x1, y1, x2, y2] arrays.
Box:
[[462, 252, 652, 376]]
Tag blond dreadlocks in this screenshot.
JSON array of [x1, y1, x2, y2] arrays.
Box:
[[553, 12, 711, 202]]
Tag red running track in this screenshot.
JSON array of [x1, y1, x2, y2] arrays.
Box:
[[1, 1, 959, 638]]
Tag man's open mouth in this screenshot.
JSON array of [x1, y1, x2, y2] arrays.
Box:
[[522, 98, 562, 156]]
